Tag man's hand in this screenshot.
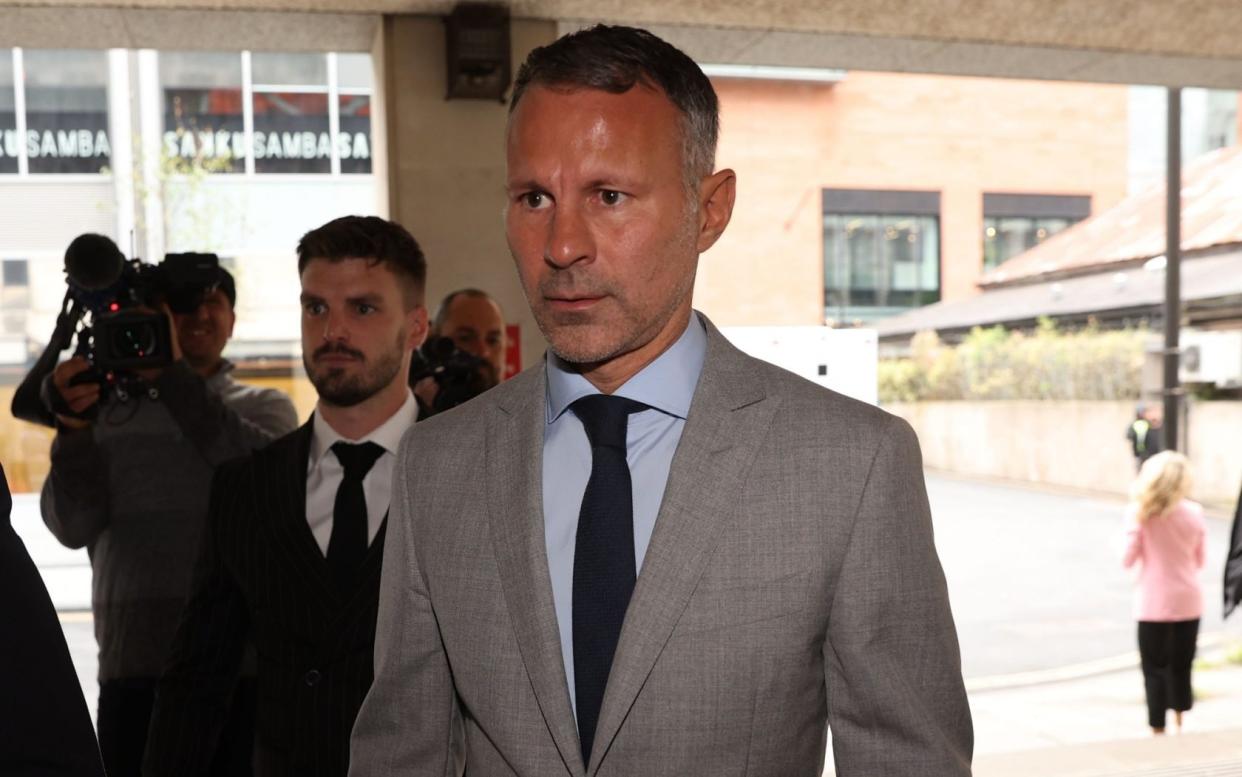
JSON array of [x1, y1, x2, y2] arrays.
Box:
[[413, 377, 438, 411], [51, 357, 100, 430]]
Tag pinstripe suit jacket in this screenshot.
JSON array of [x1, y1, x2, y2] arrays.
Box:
[[144, 422, 387, 777], [350, 319, 973, 777]]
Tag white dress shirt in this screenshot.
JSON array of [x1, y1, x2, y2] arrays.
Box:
[[305, 391, 419, 555]]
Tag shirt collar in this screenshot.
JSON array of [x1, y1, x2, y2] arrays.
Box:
[[203, 359, 235, 390], [310, 390, 419, 468], [545, 311, 707, 424]]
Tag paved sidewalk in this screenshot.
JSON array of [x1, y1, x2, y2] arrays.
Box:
[[971, 639, 1242, 776]]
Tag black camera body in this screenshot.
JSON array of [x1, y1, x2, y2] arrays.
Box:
[[65, 236, 222, 374], [409, 336, 498, 416], [10, 235, 224, 427]]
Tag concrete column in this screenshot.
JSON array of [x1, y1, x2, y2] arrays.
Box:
[[373, 15, 556, 371]]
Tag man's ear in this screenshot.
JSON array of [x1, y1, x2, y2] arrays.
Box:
[[696, 168, 737, 253], [407, 304, 429, 352]]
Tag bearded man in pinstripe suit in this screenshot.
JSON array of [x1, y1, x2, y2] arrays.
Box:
[[143, 216, 430, 777]]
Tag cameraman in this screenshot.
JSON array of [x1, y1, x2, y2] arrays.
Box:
[[410, 288, 506, 415], [431, 288, 507, 381], [40, 267, 298, 777]]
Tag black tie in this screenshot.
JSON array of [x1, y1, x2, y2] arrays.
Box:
[[571, 394, 647, 765], [327, 441, 385, 589]]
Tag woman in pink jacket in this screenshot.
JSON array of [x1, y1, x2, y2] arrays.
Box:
[[1122, 450, 1206, 735]]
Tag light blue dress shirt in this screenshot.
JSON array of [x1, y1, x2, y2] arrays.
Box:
[[543, 312, 708, 716]]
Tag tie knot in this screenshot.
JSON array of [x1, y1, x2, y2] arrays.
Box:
[[331, 441, 386, 481], [571, 394, 647, 451]]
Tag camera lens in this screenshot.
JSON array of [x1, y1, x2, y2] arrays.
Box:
[[109, 320, 159, 359]]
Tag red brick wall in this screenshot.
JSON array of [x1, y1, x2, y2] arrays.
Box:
[[696, 71, 1129, 325]]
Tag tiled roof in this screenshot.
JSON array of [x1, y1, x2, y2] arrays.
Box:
[[873, 248, 1242, 339], [980, 145, 1242, 288]]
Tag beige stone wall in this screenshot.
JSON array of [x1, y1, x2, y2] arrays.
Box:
[[1186, 401, 1242, 508], [379, 15, 557, 369], [886, 400, 1242, 508]]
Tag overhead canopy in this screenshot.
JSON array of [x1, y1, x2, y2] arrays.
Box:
[[4, 0, 1242, 87], [872, 249, 1242, 341]]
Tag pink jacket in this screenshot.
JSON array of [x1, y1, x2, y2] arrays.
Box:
[[1122, 498, 1206, 621]]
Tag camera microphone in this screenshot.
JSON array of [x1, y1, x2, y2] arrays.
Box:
[[64, 233, 125, 292]]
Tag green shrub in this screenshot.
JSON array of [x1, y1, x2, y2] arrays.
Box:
[[880, 320, 1147, 402]]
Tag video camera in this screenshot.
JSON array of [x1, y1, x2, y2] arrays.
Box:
[[63, 234, 222, 374], [408, 336, 498, 416], [10, 233, 224, 427]]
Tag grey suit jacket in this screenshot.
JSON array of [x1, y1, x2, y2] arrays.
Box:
[[350, 319, 973, 777]]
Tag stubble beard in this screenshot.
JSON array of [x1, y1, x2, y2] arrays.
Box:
[[531, 207, 700, 368], [305, 329, 407, 408]]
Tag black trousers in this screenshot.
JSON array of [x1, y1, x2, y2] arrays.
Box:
[[97, 675, 257, 777], [1137, 619, 1199, 729]]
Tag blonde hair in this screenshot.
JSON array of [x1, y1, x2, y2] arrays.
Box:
[[1131, 451, 1193, 521]]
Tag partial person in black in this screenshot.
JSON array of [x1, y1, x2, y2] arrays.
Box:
[[0, 460, 106, 777], [143, 216, 430, 777], [1225, 479, 1242, 619]]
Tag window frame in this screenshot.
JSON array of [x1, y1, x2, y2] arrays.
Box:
[[157, 50, 373, 180], [982, 193, 1091, 270], [822, 188, 943, 323]]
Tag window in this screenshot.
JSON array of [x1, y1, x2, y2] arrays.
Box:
[[2, 258, 28, 287], [22, 49, 111, 174], [252, 52, 331, 174], [823, 189, 940, 323], [0, 50, 16, 174], [0, 258, 30, 337], [160, 52, 245, 173], [982, 193, 1090, 270], [337, 53, 373, 174]]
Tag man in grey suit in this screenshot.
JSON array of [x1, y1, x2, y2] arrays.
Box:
[[350, 24, 972, 777]]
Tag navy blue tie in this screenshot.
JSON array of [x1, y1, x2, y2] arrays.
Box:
[[571, 394, 647, 765]]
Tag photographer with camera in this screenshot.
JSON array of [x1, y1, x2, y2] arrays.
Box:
[[409, 288, 506, 416], [39, 234, 298, 777]]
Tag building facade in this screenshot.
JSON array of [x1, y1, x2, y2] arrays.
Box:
[[0, 47, 378, 368]]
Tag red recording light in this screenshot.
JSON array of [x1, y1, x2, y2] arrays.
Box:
[[109, 303, 120, 312]]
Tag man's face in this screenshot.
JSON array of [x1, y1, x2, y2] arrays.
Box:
[[300, 258, 427, 408], [440, 294, 506, 379], [172, 288, 234, 369], [505, 84, 726, 373]]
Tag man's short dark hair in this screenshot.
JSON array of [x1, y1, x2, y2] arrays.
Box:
[[432, 288, 500, 332], [296, 216, 427, 307], [509, 24, 719, 188]]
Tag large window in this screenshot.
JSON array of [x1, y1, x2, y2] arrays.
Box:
[[337, 53, 373, 174], [157, 51, 373, 176], [823, 189, 941, 323], [982, 193, 1090, 270], [252, 52, 330, 174], [161, 52, 245, 173], [22, 49, 111, 175], [0, 51, 16, 174]]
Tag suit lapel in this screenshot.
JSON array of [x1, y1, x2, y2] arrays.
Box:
[[263, 421, 340, 607], [588, 321, 779, 774], [487, 367, 587, 777]]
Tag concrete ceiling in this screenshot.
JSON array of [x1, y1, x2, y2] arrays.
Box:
[[3, 0, 1242, 86]]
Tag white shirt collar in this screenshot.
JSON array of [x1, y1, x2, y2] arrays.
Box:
[[309, 391, 419, 469]]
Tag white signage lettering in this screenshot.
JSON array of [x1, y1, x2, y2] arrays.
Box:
[[16, 129, 111, 159], [161, 128, 371, 163], [163, 129, 247, 162], [0, 129, 20, 158]]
